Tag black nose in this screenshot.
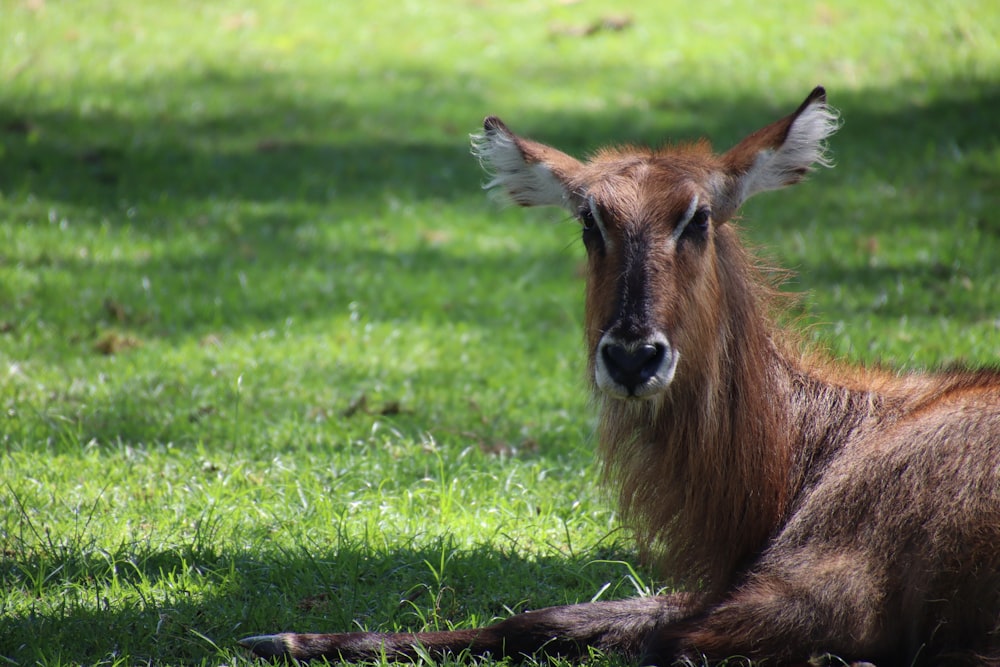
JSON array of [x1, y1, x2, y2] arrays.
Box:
[[602, 342, 666, 392]]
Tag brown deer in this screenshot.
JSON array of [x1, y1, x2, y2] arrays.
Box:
[[241, 87, 1000, 666]]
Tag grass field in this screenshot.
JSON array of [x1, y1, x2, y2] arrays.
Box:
[[1, 1, 998, 665]]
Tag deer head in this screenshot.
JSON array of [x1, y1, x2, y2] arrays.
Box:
[[473, 87, 839, 401]]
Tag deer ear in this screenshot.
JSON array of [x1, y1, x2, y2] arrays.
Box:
[[471, 117, 583, 210], [717, 87, 840, 217]]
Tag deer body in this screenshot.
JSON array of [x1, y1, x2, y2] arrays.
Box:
[[242, 88, 1000, 665]]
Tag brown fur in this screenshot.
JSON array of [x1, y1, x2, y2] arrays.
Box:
[[594, 221, 795, 595], [241, 89, 1000, 666]]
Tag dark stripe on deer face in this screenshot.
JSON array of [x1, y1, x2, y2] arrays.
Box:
[[589, 191, 706, 400]]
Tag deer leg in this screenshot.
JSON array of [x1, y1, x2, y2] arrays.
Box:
[[240, 593, 693, 662], [641, 564, 888, 667]]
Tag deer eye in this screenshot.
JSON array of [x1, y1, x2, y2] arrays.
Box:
[[683, 207, 711, 239], [578, 197, 607, 252]]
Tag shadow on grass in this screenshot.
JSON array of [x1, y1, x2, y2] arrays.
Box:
[[5, 71, 999, 460], [0, 535, 647, 664], [11, 213, 583, 344], [3, 72, 997, 341], [1, 68, 997, 213]]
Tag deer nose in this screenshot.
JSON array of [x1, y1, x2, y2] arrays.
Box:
[[601, 342, 666, 392]]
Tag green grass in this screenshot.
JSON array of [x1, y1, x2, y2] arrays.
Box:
[[1, 1, 998, 665]]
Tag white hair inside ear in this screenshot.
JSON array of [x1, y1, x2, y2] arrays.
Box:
[[740, 99, 841, 201], [470, 124, 571, 209]]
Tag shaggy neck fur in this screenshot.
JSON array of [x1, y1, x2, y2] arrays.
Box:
[[596, 225, 793, 596]]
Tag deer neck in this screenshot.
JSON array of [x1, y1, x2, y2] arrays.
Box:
[[595, 237, 798, 595]]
